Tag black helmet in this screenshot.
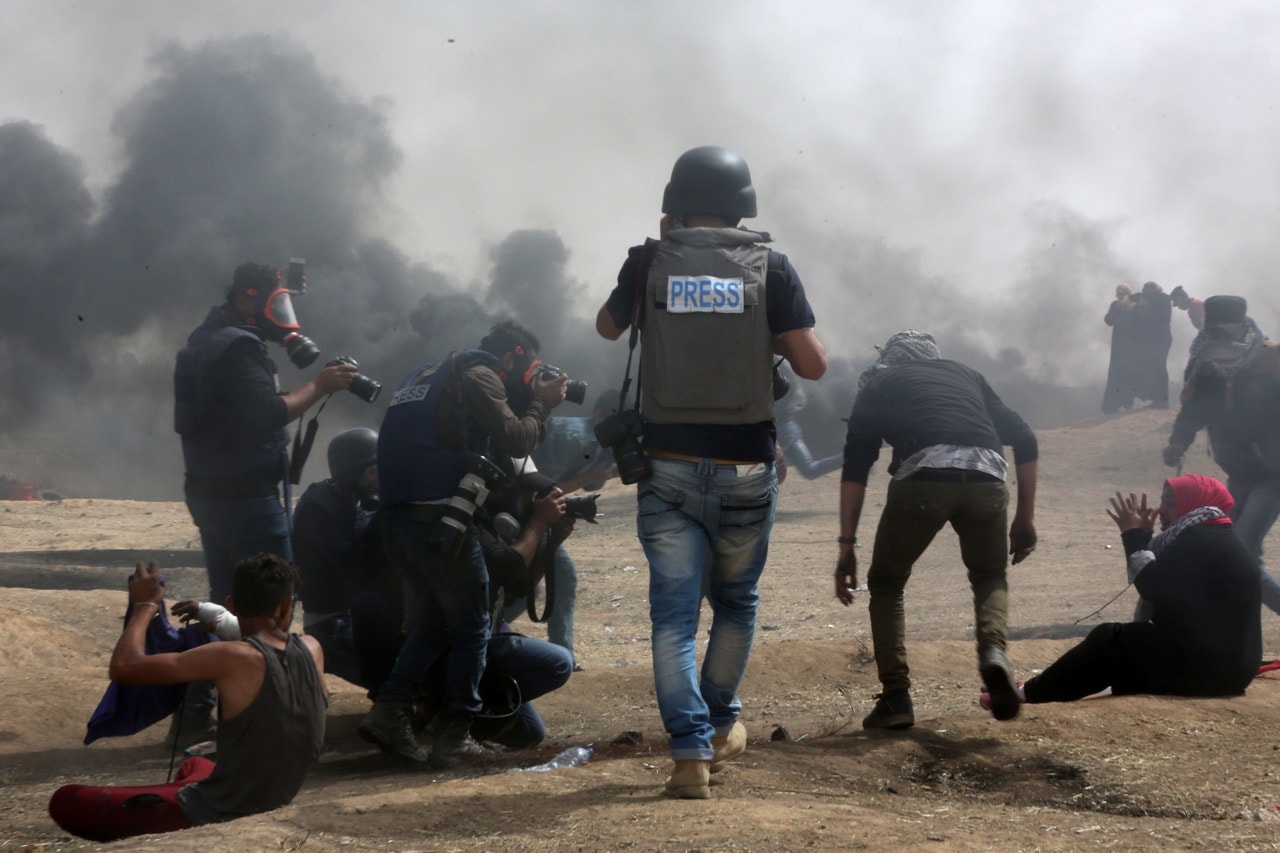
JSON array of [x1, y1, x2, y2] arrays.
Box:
[[661, 146, 757, 221], [327, 427, 378, 491]]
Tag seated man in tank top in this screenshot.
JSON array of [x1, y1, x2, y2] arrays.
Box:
[[49, 553, 327, 842]]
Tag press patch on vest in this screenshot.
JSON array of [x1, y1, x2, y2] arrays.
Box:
[[388, 383, 429, 406], [666, 276, 744, 313]]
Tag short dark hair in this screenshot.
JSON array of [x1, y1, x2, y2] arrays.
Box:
[[231, 552, 302, 617], [227, 262, 279, 301], [480, 319, 540, 359]]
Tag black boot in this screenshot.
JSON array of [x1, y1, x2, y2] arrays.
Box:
[[979, 646, 1020, 721], [357, 702, 430, 763], [862, 689, 914, 729]]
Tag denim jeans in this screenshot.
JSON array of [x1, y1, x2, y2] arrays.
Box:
[[185, 494, 292, 604], [375, 509, 489, 721], [502, 544, 577, 661], [1228, 475, 1280, 613], [637, 456, 777, 761], [183, 494, 292, 717], [471, 632, 574, 748], [304, 615, 366, 689], [778, 419, 843, 480]]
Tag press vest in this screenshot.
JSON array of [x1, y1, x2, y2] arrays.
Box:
[[174, 310, 289, 481], [640, 227, 775, 425], [378, 350, 497, 506]]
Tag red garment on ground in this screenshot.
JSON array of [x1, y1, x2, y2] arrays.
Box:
[[48, 756, 215, 842]]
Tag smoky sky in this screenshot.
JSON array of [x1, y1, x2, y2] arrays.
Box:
[[0, 29, 1259, 497]]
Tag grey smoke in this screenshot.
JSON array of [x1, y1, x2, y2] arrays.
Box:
[[0, 32, 1240, 497]]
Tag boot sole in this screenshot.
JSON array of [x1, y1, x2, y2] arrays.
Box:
[[980, 659, 1021, 721], [663, 785, 711, 799], [862, 714, 914, 730]]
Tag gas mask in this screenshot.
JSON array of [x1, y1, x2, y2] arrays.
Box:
[[231, 263, 320, 368]]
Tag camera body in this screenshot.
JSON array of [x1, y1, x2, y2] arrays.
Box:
[[427, 453, 507, 558], [531, 364, 587, 406], [327, 356, 382, 403], [594, 409, 649, 485]]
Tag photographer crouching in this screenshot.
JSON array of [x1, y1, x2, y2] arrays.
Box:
[[357, 320, 568, 769]]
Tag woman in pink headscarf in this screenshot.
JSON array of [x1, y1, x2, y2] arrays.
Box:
[[984, 474, 1261, 708]]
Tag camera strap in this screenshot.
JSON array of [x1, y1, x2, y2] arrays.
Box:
[[616, 238, 659, 415], [288, 396, 329, 485], [525, 532, 558, 623]]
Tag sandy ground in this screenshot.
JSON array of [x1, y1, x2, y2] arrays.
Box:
[[3, 407, 1280, 851]]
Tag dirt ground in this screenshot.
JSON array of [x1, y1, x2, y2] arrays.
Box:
[[3, 407, 1280, 851]]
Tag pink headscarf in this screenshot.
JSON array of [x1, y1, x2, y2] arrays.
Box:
[[1165, 474, 1233, 526]]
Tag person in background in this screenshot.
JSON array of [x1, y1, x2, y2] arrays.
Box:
[[1163, 295, 1280, 614], [1170, 285, 1206, 331]]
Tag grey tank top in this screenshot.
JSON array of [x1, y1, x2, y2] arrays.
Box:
[[178, 634, 327, 825]]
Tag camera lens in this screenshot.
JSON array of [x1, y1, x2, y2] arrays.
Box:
[[350, 373, 382, 403], [286, 334, 321, 369], [565, 380, 587, 406]]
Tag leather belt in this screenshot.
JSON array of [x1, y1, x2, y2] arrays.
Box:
[[648, 449, 760, 467]]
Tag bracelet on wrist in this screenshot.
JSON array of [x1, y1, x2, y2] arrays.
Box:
[[837, 535, 857, 546]]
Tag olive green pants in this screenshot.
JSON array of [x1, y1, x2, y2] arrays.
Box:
[[866, 476, 1009, 692]]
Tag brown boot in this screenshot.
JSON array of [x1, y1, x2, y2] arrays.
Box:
[[710, 721, 746, 773], [663, 759, 711, 799]]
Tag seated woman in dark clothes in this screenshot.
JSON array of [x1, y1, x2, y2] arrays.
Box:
[[983, 474, 1261, 709]]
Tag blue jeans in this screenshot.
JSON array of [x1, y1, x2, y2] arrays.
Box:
[[1228, 475, 1280, 614], [375, 509, 489, 721], [637, 456, 777, 760], [779, 419, 843, 480], [185, 494, 292, 604], [502, 545, 578, 661], [472, 632, 574, 748], [304, 615, 366, 689], [183, 494, 291, 717]]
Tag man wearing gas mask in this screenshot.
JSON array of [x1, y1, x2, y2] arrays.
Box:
[[171, 262, 356, 747], [596, 146, 827, 799], [357, 319, 568, 769]]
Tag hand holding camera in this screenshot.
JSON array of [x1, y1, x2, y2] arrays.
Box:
[[528, 363, 587, 407], [322, 357, 382, 403]]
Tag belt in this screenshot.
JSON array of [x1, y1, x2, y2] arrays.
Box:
[[184, 475, 279, 501], [648, 449, 761, 467], [389, 503, 445, 524], [906, 467, 1001, 484]]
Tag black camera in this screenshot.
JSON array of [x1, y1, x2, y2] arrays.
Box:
[[564, 493, 601, 524], [427, 454, 506, 558], [531, 364, 587, 406], [327, 356, 382, 403], [594, 409, 649, 485], [772, 358, 790, 401]]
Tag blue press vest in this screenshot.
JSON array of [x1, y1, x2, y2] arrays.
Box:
[[378, 350, 497, 507], [173, 310, 289, 481]]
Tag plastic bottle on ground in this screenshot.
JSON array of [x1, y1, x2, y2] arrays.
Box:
[[509, 746, 593, 772]]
